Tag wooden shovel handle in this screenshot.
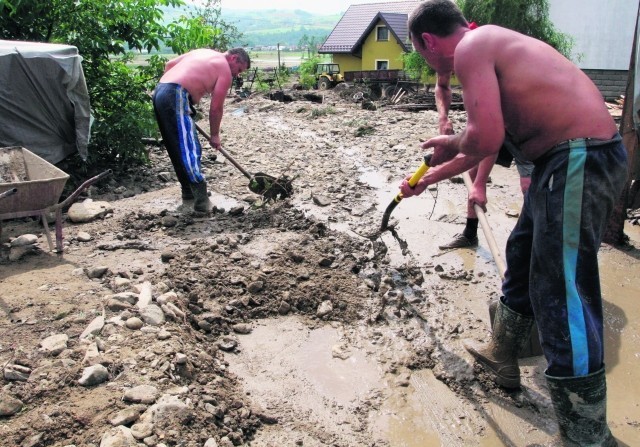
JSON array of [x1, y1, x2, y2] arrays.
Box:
[[462, 171, 507, 279]]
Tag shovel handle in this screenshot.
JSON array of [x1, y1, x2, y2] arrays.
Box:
[[380, 154, 432, 231], [461, 171, 507, 278], [393, 160, 429, 203], [193, 122, 252, 180]]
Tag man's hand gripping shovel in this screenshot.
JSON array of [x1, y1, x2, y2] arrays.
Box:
[[379, 153, 433, 232]]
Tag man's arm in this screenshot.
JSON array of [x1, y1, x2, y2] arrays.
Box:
[[469, 153, 498, 213], [208, 74, 233, 148], [435, 71, 454, 135]]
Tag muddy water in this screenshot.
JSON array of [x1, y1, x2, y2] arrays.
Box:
[[285, 141, 640, 445], [600, 223, 640, 445]]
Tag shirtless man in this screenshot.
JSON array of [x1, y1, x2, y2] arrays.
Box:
[[433, 71, 534, 250], [400, 1, 627, 445], [152, 48, 250, 212]]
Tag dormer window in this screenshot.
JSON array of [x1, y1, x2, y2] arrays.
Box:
[[376, 26, 389, 41]]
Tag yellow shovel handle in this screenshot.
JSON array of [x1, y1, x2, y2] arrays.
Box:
[[394, 158, 430, 202]]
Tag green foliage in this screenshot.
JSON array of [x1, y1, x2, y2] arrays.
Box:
[[0, 0, 237, 168], [402, 51, 435, 82], [166, 16, 222, 54], [189, 0, 243, 51], [297, 56, 322, 89], [457, 0, 574, 58], [298, 34, 327, 59]]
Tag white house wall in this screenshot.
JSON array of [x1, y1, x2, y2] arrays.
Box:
[[549, 0, 638, 70]]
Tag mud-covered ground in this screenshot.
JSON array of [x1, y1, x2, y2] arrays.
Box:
[[1, 85, 639, 447]]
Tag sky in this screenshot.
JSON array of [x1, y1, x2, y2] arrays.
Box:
[[218, 0, 381, 15]]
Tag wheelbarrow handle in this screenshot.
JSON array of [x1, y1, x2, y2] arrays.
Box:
[[193, 122, 252, 180], [0, 188, 18, 200], [54, 169, 113, 211]]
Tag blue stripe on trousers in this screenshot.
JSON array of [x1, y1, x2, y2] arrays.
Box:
[[174, 88, 203, 183], [563, 142, 588, 376]]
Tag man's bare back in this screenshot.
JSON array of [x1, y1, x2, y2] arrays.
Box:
[[458, 26, 617, 160], [159, 49, 232, 103]]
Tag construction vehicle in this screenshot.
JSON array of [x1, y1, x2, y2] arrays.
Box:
[[315, 63, 344, 90]]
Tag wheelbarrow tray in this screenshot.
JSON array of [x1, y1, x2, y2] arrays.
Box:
[[0, 146, 69, 216]]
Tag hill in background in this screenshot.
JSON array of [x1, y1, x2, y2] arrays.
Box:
[[162, 6, 340, 48]]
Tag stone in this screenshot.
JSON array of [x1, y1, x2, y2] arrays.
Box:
[[67, 199, 113, 223], [40, 334, 69, 356], [10, 234, 38, 247], [99, 426, 137, 447], [139, 305, 165, 326], [78, 364, 109, 387], [0, 393, 24, 416], [80, 315, 105, 340], [316, 300, 333, 318], [123, 385, 159, 404], [125, 317, 144, 330]]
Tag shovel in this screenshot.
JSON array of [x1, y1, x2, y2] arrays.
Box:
[[380, 154, 433, 231], [193, 122, 293, 201]]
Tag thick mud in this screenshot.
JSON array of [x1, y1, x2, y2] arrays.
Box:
[[1, 87, 638, 446]]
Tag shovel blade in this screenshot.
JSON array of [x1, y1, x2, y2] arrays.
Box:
[[249, 173, 294, 201]]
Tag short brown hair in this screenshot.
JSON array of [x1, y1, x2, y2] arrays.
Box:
[[409, 0, 468, 39], [227, 47, 251, 69]]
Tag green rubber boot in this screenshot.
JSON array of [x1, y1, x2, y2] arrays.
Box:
[[464, 298, 535, 388], [546, 368, 617, 447], [191, 181, 214, 213]]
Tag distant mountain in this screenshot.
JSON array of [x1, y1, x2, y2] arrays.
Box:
[[162, 5, 340, 48], [223, 9, 341, 47]]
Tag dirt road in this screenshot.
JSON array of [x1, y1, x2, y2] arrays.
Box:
[[1, 88, 638, 446]]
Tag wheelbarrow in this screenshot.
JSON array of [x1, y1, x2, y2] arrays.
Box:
[[0, 146, 111, 253]]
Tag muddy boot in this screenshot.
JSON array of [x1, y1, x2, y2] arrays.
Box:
[[438, 233, 478, 250], [546, 368, 617, 447], [464, 298, 534, 388], [181, 185, 194, 201], [191, 181, 214, 213]]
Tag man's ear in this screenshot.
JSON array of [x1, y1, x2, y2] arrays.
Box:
[[421, 32, 436, 51]]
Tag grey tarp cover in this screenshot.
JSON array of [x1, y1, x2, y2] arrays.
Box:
[[0, 40, 90, 164]]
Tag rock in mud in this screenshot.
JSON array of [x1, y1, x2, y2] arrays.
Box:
[[317, 300, 333, 318], [40, 334, 69, 356], [10, 234, 38, 247], [123, 385, 159, 404], [0, 394, 24, 416], [232, 323, 252, 334], [100, 425, 137, 447], [68, 199, 113, 223], [312, 195, 331, 207], [78, 364, 109, 387]]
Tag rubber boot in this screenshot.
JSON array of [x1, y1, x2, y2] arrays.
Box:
[[191, 181, 214, 213], [181, 185, 194, 201], [464, 298, 534, 388], [546, 368, 617, 447]]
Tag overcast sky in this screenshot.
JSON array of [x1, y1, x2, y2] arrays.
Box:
[[218, 0, 381, 15]]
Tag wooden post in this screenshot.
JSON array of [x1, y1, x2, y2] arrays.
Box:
[[603, 3, 639, 245]]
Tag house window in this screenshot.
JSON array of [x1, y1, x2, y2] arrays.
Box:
[[376, 60, 389, 70], [376, 26, 389, 41]]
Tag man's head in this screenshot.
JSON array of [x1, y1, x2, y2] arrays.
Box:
[[226, 48, 251, 76], [408, 0, 468, 41]]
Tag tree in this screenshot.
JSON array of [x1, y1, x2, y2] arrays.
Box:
[[402, 0, 574, 84], [458, 0, 574, 58], [167, 0, 244, 54], [0, 0, 231, 168]]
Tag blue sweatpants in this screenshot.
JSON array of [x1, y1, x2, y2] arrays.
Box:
[[502, 134, 628, 377], [152, 83, 205, 186]]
